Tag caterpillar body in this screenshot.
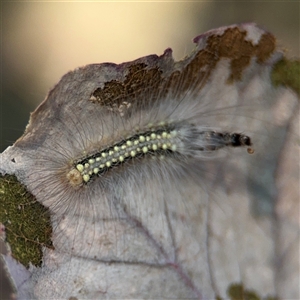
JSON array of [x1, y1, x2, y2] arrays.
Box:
[[67, 123, 253, 186]]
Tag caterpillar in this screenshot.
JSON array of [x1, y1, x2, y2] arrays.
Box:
[[67, 123, 253, 186]]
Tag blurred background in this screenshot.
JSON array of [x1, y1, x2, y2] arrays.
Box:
[[1, 1, 299, 152]]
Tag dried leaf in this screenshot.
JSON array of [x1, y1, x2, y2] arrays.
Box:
[[0, 23, 299, 299]]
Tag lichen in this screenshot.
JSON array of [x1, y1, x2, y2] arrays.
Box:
[[0, 174, 53, 267], [271, 58, 300, 96], [216, 283, 279, 300]]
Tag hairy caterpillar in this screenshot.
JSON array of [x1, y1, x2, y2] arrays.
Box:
[[68, 123, 253, 186], [6, 24, 298, 299]]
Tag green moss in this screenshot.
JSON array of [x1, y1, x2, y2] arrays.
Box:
[[264, 297, 279, 300], [271, 58, 300, 96], [227, 283, 279, 300], [0, 175, 53, 267], [227, 283, 260, 300]]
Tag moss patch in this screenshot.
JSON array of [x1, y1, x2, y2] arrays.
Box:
[[0, 175, 53, 267], [272, 58, 300, 96], [216, 283, 278, 300]]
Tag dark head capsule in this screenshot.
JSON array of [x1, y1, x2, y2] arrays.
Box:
[[230, 133, 252, 147]]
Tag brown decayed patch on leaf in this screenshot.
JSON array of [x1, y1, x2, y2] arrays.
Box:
[[90, 63, 163, 112], [204, 28, 275, 82], [90, 27, 276, 111], [256, 33, 276, 64]]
